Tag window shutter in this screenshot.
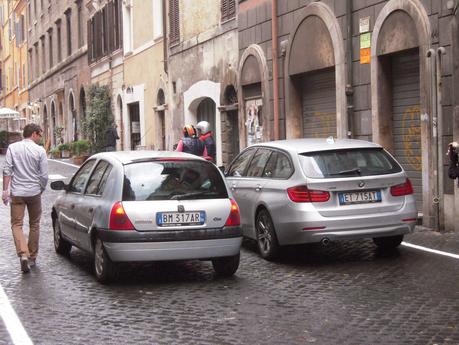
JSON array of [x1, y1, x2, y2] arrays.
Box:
[[228, 0, 235, 20], [87, 18, 93, 63], [95, 11, 101, 59], [107, 1, 114, 53], [221, 0, 235, 22], [169, 0, 179, 46]]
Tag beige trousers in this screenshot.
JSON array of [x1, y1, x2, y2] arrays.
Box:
[[10, 194, 42, 259]]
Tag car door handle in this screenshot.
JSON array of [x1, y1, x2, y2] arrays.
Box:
[[255, 185, 263, 192], [88, 208, 94, 213], [231, 184, 237, 191]]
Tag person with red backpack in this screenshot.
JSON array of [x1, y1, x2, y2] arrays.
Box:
[[196, 121, 216, 163]]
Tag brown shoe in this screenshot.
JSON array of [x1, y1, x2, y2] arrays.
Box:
[[20, 257, 30, 273]]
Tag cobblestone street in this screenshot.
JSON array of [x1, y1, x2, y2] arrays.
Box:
[[0, 158, 459, 345]]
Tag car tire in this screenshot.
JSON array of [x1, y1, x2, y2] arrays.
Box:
[[94, 238, 118, 284], [373, 235, 404, 250], [255, 209, 280, 260], [53, 220, 71, 256], [212, 253, 240, 277]]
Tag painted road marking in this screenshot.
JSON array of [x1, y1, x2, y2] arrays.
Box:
[[48, 174, 66, 180], [402, 242, 459, 260], [48, 159, 79, 168], [0, 285, 33, 345]]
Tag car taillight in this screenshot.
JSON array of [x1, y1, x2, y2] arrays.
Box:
[[109, 201, 135, 230], [225, 199, 240, 226], [390, 178, 413, 197], [287, 185, 330, 202]]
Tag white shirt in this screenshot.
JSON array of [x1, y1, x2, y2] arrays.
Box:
[[3, 139, 48, 197]]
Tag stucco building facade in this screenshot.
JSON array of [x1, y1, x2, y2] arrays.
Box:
[[27, 0, 90, 147], [0, 0, 29, 132], [122, 0, 167, 151], [167, 0, 239, 166]]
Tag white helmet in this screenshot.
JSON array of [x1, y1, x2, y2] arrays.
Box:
[[196, 121, 210, 134]]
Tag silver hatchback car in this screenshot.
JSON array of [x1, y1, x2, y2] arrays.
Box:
[[225, 138, 417, 260], [51, 151, 242, 282]]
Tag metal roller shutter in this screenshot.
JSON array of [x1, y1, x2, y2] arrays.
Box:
[[391, 49, 422, 212], [301, 68, 336, 138]]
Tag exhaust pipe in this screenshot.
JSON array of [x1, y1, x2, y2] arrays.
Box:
[[321, 238, 330, 247]]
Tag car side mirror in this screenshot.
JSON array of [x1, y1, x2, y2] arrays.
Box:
[[50, 180, 68, 191], [218, 166, 226, 175]]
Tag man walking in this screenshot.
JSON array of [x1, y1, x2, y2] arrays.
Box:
[[105, 122, 120, 152], [2, 124, 48, 273]]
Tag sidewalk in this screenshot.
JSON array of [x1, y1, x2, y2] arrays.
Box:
[[406, 226, 459, 256]]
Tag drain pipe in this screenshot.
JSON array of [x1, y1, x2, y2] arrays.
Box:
[[345, 0, 354, 138], [436, 47, 446, 231], [271, 0, 280, 140], [426, 48, 439, 229]]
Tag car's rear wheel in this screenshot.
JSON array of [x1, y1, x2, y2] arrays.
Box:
[[53, 219, 71, 256], [94, 238, 118, 283], [212, 253, 240, 277], [256, 209, 280, 260], [373, 235, 404, 250]]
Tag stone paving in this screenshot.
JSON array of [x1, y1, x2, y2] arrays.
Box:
[[0, 157, 458, 345]]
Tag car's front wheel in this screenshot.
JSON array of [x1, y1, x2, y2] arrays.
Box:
[[255, 209, 280, 260], [212, 253, 240, 277], [53, 219, 71, 256], [373, 235, 404, 250], [94, 238, 118, 283]]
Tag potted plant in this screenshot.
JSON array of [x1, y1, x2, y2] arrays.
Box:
[[71, 139, 91, 165], [49, 147, 61, 159], [58, 143, 71, 158]]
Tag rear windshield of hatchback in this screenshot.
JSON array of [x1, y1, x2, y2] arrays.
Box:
[[299, 148, 402, 178], [122, 160, 228, 201]]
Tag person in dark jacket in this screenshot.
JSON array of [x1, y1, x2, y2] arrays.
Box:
[[196, 120, 216, 162], [175, 125, 206, 157], [105, 122, 120, 152], [447, 141, 459, 187]]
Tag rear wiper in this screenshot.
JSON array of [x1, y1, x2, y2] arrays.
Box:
[[170, 191, 214, 200], [333, 167, 361, 176]]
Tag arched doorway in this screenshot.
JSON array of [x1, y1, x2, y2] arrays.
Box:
[[157, 89, 166, 150], [69, 92, 77, 141], [371, 0, 431, 224], [43, 105, 49, 147], [222, 85, 239, 163], [285, 2, 346, 139], [238, 45, 271, 149], [79, 88, 86, 138], [197, 98, 216, 136], [51, 101, 57, 146]]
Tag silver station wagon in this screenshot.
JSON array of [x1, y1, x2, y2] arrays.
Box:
[[51, 151, 242, 283], [225, 138, 417, 260]]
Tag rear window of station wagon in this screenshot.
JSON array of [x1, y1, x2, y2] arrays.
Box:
[[122, 160, 228, 201], [299, 148, 402, 179]]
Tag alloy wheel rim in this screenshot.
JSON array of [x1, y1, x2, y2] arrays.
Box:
[[257, 214, 271, 254]]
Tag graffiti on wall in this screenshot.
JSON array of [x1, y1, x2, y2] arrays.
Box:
[[401, 105, 421, 171], [245, 99, 263, 146], [306, 111, 335, 138]]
